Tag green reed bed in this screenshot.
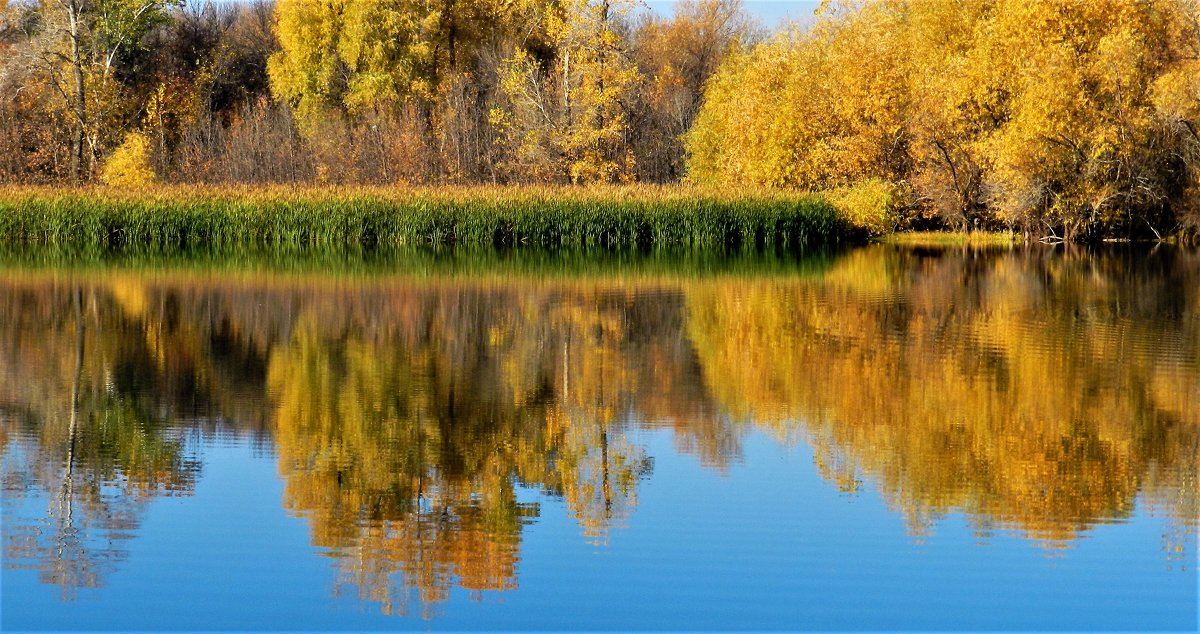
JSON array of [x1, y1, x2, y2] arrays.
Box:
[[0, 187, 851, 254]]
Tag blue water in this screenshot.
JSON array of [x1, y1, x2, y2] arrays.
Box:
[[1, 245, 1197, 631], [5, 430, 1194, 631]]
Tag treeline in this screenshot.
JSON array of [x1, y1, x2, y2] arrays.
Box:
[[0, 0, 752, 186], [689, 0, 1200, 240], [4, 1, 1200, 241]]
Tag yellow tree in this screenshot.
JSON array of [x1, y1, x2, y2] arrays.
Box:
[[268, 0, 453, 181], [980, 0, 1177, 240], [10, 0, 181, 180], [498, 0, 641, 182], [629, 0, 755, 180], [268, 0, 440, 128], [685, 1, 908, 190], [903, 0, 999, 229], [687, 0, 1200, 239], [1154, 0, 1200, 234]]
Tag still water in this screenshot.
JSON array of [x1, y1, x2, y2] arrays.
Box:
[[1, 245, 1196, 631]]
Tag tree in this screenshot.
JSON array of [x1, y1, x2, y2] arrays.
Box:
[[497, 0, 641, 183], [1153, 0, 1200, 233], [99, 128, 154, 186], [268, 0, 440, 128], [686, 2, 909, 190], [979, 0, 1177, 240], [904, 0, 998, 229], [629, 0, 756, 181], [140, 1, 284, 181], [686, 0, 1200, 241], [10, 0, 180, 180]]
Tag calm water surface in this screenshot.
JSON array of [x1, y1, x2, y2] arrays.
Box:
[[1, 245, 1196, 631]]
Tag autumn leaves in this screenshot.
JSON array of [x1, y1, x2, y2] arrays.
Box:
[[688, 0, 1200, 240]]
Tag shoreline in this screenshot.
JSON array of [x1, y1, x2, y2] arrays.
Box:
[[0, 185, 1193, 250]]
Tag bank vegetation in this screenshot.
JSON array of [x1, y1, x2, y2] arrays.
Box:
[[1, 0, 1199, 242], [0, 185, 845, 250], [689, 0, 1200, 242]]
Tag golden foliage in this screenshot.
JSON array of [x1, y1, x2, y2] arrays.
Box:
[[100, 131, 156, 188], [685, 247, 1200, 542], [1, 253, 1195, 601], [267, 0, 439, 128], [686, 3, 909, 190], [688, 0, 1200, 239], [825, 178, 906, 236], [497, 0, 642, 183], [261, 286, 657, 610]]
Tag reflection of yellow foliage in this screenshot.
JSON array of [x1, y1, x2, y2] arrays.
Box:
[[686, 247, 1200, 544], [0, 285, 199, 598], [2, 255, 1195, 603], [107, 278, 149, 318], [265, 290, 656, 612]]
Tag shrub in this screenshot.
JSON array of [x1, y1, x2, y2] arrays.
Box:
[[825, 179, 907, 237], [101, 132, 156, 188]]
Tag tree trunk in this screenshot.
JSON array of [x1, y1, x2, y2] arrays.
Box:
[[563, 49, 570, 123], [68, 0, 88, 181]]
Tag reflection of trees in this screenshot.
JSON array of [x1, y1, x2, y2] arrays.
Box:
[[267, 309, 533, 615], [2, 250, 1196, 607], [266, 287, 659, 615], [686, 247, 1200, 545], [1, 287, 199, 599]]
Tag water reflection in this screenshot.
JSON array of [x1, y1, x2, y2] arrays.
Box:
[[267, 294, 654, 615], [688, 248, 1199, 545], [1, 246, 1196, 614], [0, 287, 200, 599]]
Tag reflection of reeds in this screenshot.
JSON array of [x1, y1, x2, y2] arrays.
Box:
[[0, 244, 841, 283], [0, 185, 846, 252]]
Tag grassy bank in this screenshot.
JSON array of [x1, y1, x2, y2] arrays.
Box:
[[0, 186, 851, 254]]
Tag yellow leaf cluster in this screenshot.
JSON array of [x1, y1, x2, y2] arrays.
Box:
[[100, 131, 156, 188], [688, 0, 1200, 239]]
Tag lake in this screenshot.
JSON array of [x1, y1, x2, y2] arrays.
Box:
[[1, 244, 1196, 631]]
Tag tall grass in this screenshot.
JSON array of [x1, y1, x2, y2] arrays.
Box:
[[0, 185, 851, 254]]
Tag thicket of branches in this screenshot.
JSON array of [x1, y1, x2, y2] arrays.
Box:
[[0, 0, 752, 186]]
